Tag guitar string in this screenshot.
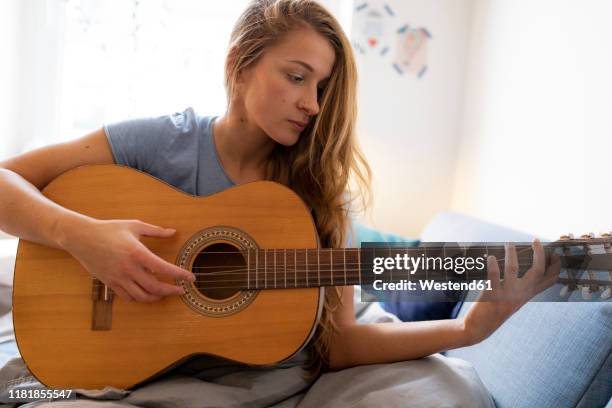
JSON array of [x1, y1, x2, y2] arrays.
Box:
[[186, 256, 539, 272], [156, 245, 588, 274], [158, 242, 606, 256], [92, 259, 542, 282], [184, 260, 540, 276], [92, 261, 598, 292], [92, 260, 607, 292], [93, 276, 609, 293]]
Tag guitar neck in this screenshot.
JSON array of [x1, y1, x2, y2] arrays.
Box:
[[219, 242, 612, 290]]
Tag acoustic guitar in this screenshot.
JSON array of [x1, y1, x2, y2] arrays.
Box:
[[12, 165, 612, 389]]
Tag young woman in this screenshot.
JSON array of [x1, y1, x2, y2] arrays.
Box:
[[0, 0, 559, 382]]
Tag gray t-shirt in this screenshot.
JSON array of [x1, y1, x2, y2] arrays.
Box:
[[104, 107, 234, 197]]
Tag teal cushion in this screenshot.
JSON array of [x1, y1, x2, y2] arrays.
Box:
[[353, 223, 419, 246]]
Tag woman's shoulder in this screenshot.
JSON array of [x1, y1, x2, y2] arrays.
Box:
[[105, 107, 214, 137], [103, 107, 216, 172]]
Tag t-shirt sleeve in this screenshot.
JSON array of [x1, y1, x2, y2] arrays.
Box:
[[103, 107, 199, 174]]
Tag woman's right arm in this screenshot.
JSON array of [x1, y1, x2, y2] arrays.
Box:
[[0, 129, 113, 247], [0, 129, 195, 302]]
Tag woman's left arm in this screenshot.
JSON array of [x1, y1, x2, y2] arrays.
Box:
[[328, 240, 561, 370], [328, 286, 470, 370]]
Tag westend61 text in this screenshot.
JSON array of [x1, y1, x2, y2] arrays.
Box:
[[372, 279, 493, 291]]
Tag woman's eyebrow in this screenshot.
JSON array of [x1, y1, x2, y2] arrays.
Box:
[[287, 59, 314, 72], [287, 59, 330, 81]]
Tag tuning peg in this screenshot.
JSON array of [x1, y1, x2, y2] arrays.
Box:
[[581, 286, 593, 300], [560, 285, 573, 298], [602, 233, 611, 250], [558, 237, 576, 298], [580, 233, 596, 254], [603, 271, 612, 300]]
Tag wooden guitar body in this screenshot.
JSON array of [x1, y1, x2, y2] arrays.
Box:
[[12, 165, 322, 389]]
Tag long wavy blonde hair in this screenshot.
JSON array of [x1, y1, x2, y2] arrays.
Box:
[[224, 0, 371, 378]]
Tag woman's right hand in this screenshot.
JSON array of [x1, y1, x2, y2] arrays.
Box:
[[61, 217, 196, 302]]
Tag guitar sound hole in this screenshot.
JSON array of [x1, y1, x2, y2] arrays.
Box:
[[192, 243, 245, 300]]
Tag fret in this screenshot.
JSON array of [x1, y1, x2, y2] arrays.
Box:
[[330, 249, 333, 286], [442, 245, 446, 283], [357, 249, 361, 286], [387, 244, 395, 282], [273, 248, 276, 289], [256, 249, 259, 289], [317, 249, 320, 286], [247, 249, 250, 290], [264, 248, 267, 289], [463, 245, 468, 283], [294, 249, 297, 288], [284, 248, 287, 289], [304, 248, 308, 287], [343, 248, 347, 285], [404, 248, 412, 282], [424, 246, 428, 282]]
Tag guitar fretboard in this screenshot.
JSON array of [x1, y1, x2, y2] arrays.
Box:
[[194, 244, 576, 290]]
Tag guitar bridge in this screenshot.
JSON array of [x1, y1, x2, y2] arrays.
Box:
[[91, 279, 113, 331]]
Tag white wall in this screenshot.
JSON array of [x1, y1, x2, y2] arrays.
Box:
[[0, 0, 21, 159], [355, 0, 473, 237], [451, 0, 612, 239]]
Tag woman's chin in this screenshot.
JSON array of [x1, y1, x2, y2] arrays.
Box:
[[270, 132, 300, 147]]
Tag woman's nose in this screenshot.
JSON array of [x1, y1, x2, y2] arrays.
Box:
[[299, 87, 320, 116]]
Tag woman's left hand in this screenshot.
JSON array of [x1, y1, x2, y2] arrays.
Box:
[[461, 239, 561, 345]]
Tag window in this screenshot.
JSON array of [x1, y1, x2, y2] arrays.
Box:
[[57, 0, 348, 142], [58, 0, 251, 141]]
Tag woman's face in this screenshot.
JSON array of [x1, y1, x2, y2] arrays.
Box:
[[237, 24, 336, 146]]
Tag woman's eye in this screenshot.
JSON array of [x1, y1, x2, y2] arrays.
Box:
[[288, 74, 303, 83]]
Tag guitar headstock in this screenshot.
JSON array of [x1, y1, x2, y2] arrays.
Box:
[[557, 232, 612, 300]]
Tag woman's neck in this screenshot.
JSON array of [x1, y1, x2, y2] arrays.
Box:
[[213, 111, 276, 184]]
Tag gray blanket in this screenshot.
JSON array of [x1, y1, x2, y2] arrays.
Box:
[[0, 349, 494, 408]]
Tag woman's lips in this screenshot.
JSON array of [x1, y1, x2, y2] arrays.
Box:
[[289, 120, 307, 131]]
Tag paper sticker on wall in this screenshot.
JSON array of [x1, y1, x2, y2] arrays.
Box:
[[352, 1, 432, 78], [352, 2, 395, 57], [393, 25, 431, 78]]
